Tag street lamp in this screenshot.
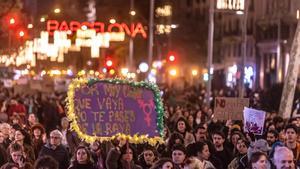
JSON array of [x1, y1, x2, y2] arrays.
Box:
[[40, 17, 46, 22], [192, 69, 198, 76], [130, 10, 136, 16], [9, 18, 15, 25], [27, 24, 33, 29], [109, 18, 116, 24], [54, 8, 61, 14]]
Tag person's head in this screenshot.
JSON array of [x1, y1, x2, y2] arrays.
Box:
[[0, 163, 19, 169], [273, 116, 284, 130], [142, 145, 158, 165], [288, 117, 300, 127], [31, 124, 45, 139], [34, 155, 59, 169], [175, 117, 191, 133], [267, 123, 276, 131], [194, 125, 207, 142], [195, 110, 202, 118], [236, 138, 249, 155], [171, 144, 186, 165], [14, 129, 31, 145], [150, 158, 174, 169], [0, 123, 11, 136], [11, 115, 21, 125], [28, 114, 37, 125], [186, 141, 210, 160], [74, 146, 91, 164], [266, 130, 278, 146], [60, 117, 69, 129], [284, 124, 298, 144], [187, 115, 194, 125], [230, 131, 243, 147], [168, 132, 184, 150], [163, 126, 170, 140], [120, 144, 136, 163], [212, 131, 225, 148], [250, 151, 268, 169], [89, 141, 101, 153], [9, 143, 24, 164], [49, 130, 63, 146], [273, 146, 295, 169]]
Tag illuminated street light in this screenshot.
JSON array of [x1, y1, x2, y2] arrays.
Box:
[[109, 69, 115, 75], [9, 18, 15, 25], [169, 69, 177, 76], [40, 17, 46, 22], [130, 10, 136, 16], [170, 24, 178, 29], [109, 18, 116, 24], [139, 62, 149, 73], [27, 24, 33, 29], [192, 69, 198, 76], [121, 68, 129, 76], [54, 8, 61, 14], [236, 10, 244, 15], [19, 31, 25, 37]]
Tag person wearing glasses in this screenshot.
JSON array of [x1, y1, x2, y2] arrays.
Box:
[[38, 130, 69, 169]]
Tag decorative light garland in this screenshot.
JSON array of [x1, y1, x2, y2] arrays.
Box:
[[66, 78, 165, 145]]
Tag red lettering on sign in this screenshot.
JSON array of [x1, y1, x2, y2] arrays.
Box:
[[132, 23, 147, 38], [121, 23, 132, 36], [47, 20, 59, 36], [59, 21, 70, 31], [94, 22, 105, 33], [46, 20, 147, 39], [70, 21, 81, 32]]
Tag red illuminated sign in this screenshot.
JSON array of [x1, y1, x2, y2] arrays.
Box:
[[47, 20, 147, 38]]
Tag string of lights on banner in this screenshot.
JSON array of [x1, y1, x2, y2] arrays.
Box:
[[0, 20, 147, 67]]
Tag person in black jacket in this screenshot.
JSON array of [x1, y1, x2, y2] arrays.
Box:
[[68, 146, 96, 169], [38, 130, 69, 169]]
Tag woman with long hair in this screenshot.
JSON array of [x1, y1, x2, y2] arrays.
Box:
[[174, 117, 195, 146], [138, 145, 158, 169], [118, 144, 142, 169], [13, 129, 35, 164], [68, 146, 96, 169]]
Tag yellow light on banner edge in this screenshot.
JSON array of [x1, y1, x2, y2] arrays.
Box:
[[66, 78, 164, 145]]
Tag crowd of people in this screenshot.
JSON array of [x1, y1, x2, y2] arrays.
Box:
[[0, 84, 299, 169]]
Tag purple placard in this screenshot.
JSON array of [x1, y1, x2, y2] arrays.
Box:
[[74, 82, 159, 137]]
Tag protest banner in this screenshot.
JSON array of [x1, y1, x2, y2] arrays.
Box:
[[67, 78, 164, 145], [214, 97, 249, 120], [243, 107, 266, 135]]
